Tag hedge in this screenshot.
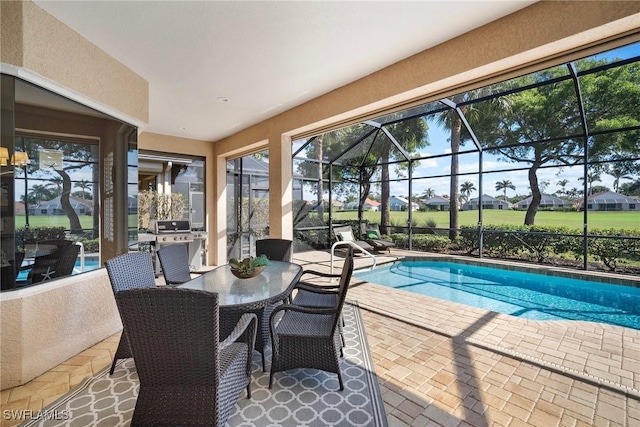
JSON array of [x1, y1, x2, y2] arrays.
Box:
[[456, 225, 640, 271]]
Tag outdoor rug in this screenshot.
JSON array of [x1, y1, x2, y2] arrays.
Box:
[[21, 302, 387, 427]]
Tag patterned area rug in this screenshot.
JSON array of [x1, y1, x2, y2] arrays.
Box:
[[21, 302, 387, 427]]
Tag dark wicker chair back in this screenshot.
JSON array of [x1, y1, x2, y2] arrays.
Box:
[[105, 252, 156, 292], [331, 247, 354, 327], [157, 243, 193, 285], [116, 287, 254, 426], [256, 238, 293, 262], [27, 242, 79, 283], [52, 243, 80, 278], [105, 252, 157, 375]]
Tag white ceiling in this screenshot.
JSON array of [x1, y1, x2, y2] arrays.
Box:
[[34, 1, 535, 142]]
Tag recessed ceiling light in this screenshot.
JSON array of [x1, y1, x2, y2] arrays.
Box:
[[217, 97, 229, 103]]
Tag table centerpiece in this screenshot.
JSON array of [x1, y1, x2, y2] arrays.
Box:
[[229, 254, 270, 279]]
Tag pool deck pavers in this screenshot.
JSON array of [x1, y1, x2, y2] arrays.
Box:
[[2, 249, 639, 426]]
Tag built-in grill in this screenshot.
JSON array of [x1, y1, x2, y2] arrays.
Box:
[[151, 220, 195, 244], [142, 220, 207, 273]]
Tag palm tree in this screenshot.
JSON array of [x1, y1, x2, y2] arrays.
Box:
[[460, 181, 476, 203], [578, 171, 602, 196], [75, 180, 92, 200], [556, 179, 569, 197], [495, 179, 515, 201], [50, 176, 64, 196], [607, 164, 632, 193], [433, 94, 466, 240], [421, 188, 435, 199]]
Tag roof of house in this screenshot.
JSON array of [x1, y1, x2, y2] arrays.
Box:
[[465, 194, 511, 204], [36, 196, 93, 210], [423, 196, 450, 204], [587, 191, 639, 203], [516, 194, 571, 205]]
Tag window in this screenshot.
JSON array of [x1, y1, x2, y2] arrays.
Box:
[[1, 75, 137, 291]]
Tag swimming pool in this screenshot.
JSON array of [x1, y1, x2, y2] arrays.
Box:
[[355, 260, 640, 330]]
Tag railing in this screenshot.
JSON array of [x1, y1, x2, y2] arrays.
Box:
[[330, 241, 376, 276], [74, 241, 85, 272]]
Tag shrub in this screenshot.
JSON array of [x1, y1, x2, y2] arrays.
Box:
[[15, 226, 66, 249], [411, 234, 450, 252], [584, 229, 640, 271]]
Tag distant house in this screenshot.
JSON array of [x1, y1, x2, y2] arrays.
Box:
[[422, 195, 450, 211], [515, 194, 571, 210], [31, 196, 93, 216], [462, 194, 512, 210], [343, 198, 380, 211], [389, 196, 419, 211], [585, 191, 640, 211]]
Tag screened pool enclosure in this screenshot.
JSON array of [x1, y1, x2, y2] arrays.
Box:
[[292, 41, 640, 272]]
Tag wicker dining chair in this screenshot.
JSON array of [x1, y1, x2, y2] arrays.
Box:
[[290, 263, 347, 344], [255, 238, 293, 262], [157, 243, 197, 285], [105, 252, 157, 375], [26, 240, 79, 283], [255, 238, 294, 370], [269, 248, 354, 391], [116, 287, 257, 426]]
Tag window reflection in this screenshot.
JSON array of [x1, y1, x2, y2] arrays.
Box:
[[1, 76, 137, 291]]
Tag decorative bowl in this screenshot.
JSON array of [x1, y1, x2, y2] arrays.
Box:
[[230, 265, 265, 279]]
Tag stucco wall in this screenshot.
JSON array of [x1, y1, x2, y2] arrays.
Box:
[[0, 270, 121, 389]]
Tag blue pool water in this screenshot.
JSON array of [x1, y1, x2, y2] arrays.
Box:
[[355, 260, 640, 330]]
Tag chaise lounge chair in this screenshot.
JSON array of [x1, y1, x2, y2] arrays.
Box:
[[359, 223, 396, 253], [332, 225, 375, 254]]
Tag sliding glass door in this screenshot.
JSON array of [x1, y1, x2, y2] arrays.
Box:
[[226, 151, 269, 260]]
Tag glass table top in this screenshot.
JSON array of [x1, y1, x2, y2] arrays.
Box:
[[179, 260, 302, 307]]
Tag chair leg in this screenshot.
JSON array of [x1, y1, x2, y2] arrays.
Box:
[[268, 372, 274, 389], [109, 356, 118, 375], [246, 383, 252, 399], [337, 372, 344, 391], [261, 351, 266, 372]]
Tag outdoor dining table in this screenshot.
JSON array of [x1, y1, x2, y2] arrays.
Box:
[[179, 260, 303, 369]]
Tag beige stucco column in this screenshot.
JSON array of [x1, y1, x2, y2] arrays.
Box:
[[269, 133, 294, 241]]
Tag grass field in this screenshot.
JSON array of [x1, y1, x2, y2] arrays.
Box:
[[15, 215, 138, 230], [13, 210, 639, 232], [333, 209, 640, 230]]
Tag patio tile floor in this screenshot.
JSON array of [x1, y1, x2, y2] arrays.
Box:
[[2, 249, 639, 426]]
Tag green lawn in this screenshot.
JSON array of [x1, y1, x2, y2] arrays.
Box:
[[14, 215, 138, 229], [333, 209, 640, 230], [13, 210, 639, 232]]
